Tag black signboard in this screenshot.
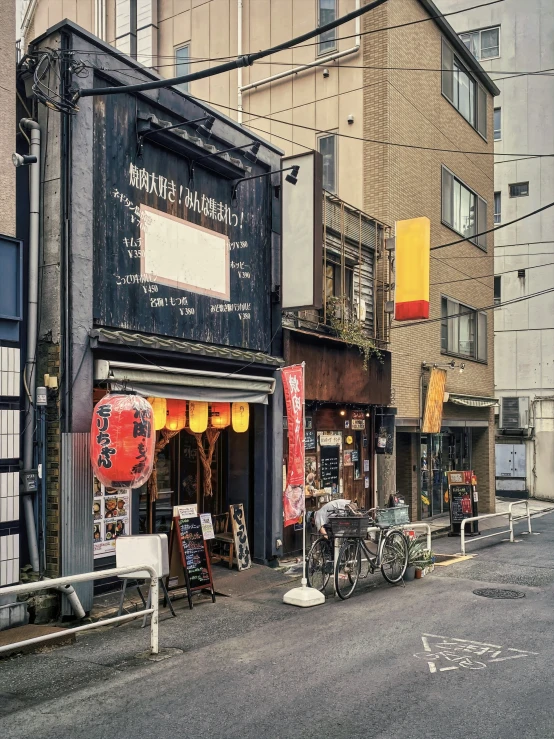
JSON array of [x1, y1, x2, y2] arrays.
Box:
[[173, 515, 215, 607], [93, 94, 272, 352], [448, 484, 477, 535], [304, 429, 316, 450], [320, 446, 340, 488]]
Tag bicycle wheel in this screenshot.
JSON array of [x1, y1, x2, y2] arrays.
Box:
[[306, 538, 332, 592], [335, 539, 361, 600], [380, 529, 408, 584]]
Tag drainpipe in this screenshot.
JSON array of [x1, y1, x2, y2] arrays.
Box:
[[237, 0, 243, 123], [21, 117, 41, 574], [239, 0, 362, 101]]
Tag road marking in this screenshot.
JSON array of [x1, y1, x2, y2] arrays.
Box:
[[434, 555, 474, 566], [415, 633, 538, 674]]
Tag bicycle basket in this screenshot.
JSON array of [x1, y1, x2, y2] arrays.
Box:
[[329, 515, 370, 538], [375, 505, 409, 526]]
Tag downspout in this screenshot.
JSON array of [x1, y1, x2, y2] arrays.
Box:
[[21, 117, 41, 573], [239, 0, 361, 99], [237, 0, 243, 123]]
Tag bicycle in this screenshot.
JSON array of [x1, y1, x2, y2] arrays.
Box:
[[306, 509, 351, 592], [333, 509, 408, 600]]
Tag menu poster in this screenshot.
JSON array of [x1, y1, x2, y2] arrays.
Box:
[[449, 484, 473, 524], [320, 446, 340, 487], [173, 515, 216, 607], [200, 513, 215, 540], [93, 478, 130, 559]]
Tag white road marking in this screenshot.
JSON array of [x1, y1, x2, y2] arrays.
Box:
[[416, 634, 538, 674]]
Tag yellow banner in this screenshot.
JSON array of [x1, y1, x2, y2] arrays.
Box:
[[395, 217, 430, 320], [422, 368, 447, 433]]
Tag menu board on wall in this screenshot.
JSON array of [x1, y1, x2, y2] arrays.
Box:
[[93, 478, 130, 559], [320, 446, 340, 488]]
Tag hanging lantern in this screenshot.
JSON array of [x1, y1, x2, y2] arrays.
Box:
[[189, 400, 208, 433], [165, 399, 187, 431], [147, 397, 167, 431], [232, 402, 249, 433], [210, 402, 231, 429], [90, 394, 155, 489]]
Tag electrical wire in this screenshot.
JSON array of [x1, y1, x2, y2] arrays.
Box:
[[390, 286, 554, 331], [430, 260, 554, 287]]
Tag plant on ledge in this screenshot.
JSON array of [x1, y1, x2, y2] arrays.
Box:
[[325, 296, 382, 369]]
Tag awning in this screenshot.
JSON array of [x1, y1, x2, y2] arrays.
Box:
[[94, 360, 275, 405], [444, 392, 498, 408]]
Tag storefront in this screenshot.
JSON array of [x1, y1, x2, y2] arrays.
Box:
[[282, 328, 391, 554], [419, 427, 471, 517]]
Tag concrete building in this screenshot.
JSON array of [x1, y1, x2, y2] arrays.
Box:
[[436, 0, 554, 502], [22, 0, 499, 520]]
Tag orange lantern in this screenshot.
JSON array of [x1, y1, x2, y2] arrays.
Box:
[[90, 394, 155, 488], [165, 399, 187, 431], [232, 402, 249, 433], [210, 402, 231, 429], [147, 396, 167, 430], [189, 401, 208, 433]]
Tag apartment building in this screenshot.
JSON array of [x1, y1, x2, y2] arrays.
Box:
[[436, 0, 554, 502], [22, 0, 498, 520]]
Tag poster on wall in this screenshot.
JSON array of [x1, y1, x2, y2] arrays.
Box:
[[282, 364, 305, 527], [93, 478, 131, 559]]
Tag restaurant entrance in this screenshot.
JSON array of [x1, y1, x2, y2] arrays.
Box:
[[420, 428, 472, 517]]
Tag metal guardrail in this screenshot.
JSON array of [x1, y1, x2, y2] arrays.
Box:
[[460, 500, 532, 556], [0, 565, 159, 656]]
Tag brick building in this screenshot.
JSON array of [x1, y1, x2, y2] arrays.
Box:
[[21, 0, 498, 523]]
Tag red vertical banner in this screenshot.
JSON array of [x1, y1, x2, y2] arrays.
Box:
[[282, 364, 305, 527]]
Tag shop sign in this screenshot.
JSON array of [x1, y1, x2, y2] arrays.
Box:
[[93, 479, 130, 559], [351, 419, 365, 430], [319, 433, 342, 447], [282, 364, 305, 527]]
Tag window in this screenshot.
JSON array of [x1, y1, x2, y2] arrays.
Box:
[[460, 27, 500, 60], [509, 182, 529, 198], [442, 39, 487, 138], [318, 134, 337, 193], [175, 45, 191, 93], [494, 191, 501, 224], [494, 276, 501, 305], [318, 0, 337, 54], [494, 107, 501, 140], [325, 261, 353, 303], [441, 297, 487, 361], [442, 166, 488, 249]]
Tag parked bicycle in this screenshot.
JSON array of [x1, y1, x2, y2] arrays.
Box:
[[306, 507, 409, 599]]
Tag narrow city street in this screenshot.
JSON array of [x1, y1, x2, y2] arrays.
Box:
[[2, 513, 553, 739]]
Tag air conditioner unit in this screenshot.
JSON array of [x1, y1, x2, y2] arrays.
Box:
[[499, 396, 529, 430]]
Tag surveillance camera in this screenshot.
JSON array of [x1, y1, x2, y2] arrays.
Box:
[[347, 115, 354, 124], [12, 153, 37, 168], [322, 68, 330, 78]]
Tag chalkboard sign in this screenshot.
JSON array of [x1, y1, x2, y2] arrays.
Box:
[[449, 484, 473, 524], [320, 445, 340, 487], [304, 429, 316, 450], [172, 515, 215, 607]]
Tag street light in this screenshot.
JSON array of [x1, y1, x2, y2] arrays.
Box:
[[231, 164, 300, 204]]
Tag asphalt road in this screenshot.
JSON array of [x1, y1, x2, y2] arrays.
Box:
[[2, 512, 554, 739]]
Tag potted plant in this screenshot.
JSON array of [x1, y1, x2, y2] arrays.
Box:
[[404, 538, 427, 581]]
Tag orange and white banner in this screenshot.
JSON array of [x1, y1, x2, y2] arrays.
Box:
[[282, 364, 305, 527]]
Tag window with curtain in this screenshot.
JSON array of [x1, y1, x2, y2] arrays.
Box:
[[318, 0, 337, 54], [441, 39, 487, 138], [442, 166, 488, 250], [494, 107, 501, 140], [175, 45, 191, 93], [494, 192, 501, 223], [509, 182, 529, 198], [318, 133, 337, 193], [460, 27, 500, 60], [441, 296, 487, 361]]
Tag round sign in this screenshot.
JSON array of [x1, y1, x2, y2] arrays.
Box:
[[346, 435, 354, 445]]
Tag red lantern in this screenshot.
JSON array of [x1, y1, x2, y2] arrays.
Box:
[[210, 402, 231, 429], [165, 399, 187, 431], [90, 394, 155, 489]]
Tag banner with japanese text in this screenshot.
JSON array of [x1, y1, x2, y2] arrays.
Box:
[[282, 364, 305, 527]]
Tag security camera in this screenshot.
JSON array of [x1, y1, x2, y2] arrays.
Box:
[[347, 115, 354, 124], [12, 153, 37, 168], [322, 68, 330, 78]]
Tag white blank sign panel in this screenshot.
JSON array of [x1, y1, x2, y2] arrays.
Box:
[[140, 204, 230, 300]]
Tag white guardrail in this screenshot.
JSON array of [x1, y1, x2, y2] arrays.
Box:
[[460, 500, 532, 556], [0, 565, 159, 656]]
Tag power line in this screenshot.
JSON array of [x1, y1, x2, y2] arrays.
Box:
[[433, 251, 553, 260], [186, 94, 553, 159], [78, 0, 389, 99], [431, 260, 554, 287], [390, 287, 554, 331], [430, 201, 554, 251]]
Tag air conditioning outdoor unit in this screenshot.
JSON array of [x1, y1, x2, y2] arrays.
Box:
[[499, 396, 529, 430]]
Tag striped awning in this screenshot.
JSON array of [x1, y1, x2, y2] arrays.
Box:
[[444, 392, 498, 408]]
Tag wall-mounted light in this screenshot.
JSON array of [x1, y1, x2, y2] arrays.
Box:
[[340, 410, 346, 416], [231, 164, 300, 204], [136, 114, 215, 158], [12, 153, 37, 168], [459, 363, 466, 374]]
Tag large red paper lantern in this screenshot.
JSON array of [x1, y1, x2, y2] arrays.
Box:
[[90, 394, 155, 489]]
